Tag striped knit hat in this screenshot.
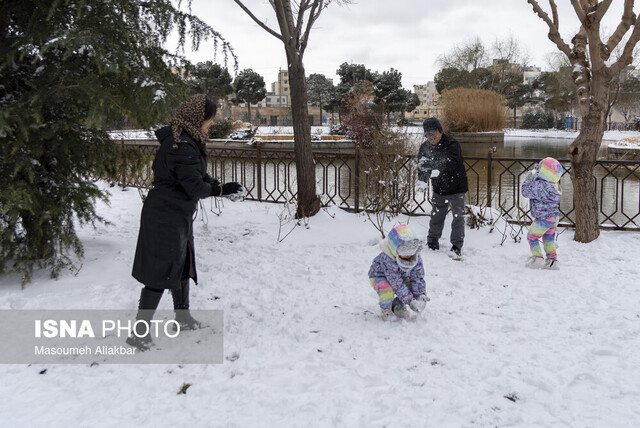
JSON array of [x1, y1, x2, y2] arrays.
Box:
[[386, 225, 418, 256], [382, 224, 422, 271], [538, 157, 563, 183]]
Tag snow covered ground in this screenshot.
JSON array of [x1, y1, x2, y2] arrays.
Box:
[[1, 182, 640, 427]]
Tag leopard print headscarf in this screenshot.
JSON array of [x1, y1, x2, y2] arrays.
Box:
[[170, 94, 208, 148]]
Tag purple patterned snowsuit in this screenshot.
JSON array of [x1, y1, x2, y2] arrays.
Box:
[[368, 230, 426, 310], [521, 158, 562, 260]]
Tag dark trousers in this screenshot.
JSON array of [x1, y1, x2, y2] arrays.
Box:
[[428, 192, 466, 248]]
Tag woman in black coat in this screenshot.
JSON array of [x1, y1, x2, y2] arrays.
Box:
[[127, 94, 242, 351]]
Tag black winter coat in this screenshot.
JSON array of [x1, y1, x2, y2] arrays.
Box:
[[131, 126, 220, 289], [417, 133, 468, 196]]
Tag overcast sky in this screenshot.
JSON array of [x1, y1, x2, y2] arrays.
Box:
[[182, 1, 632, 90]]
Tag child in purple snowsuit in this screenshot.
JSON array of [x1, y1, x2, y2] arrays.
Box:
[[368, 224, 429, 320], [521, 157, 563, 270]]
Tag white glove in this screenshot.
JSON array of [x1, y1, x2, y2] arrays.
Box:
[[409, 294, 429, 312]]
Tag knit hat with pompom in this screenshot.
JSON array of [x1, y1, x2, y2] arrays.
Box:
[[538, 157, 563, 183]]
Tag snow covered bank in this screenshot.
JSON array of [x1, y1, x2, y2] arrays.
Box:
[[506, 128, 640, 142], [609, 136, 640, 149], [110, 127, 640, 143], [1, 184, 639, 426]]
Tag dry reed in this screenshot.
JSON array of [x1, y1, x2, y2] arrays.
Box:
[[441, 88, 506, 132]]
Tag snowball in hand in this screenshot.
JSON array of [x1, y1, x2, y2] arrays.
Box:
[[416, 180, 429, 191], [224, 187, 245, 202]]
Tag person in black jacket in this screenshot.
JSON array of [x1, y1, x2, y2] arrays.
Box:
[[417, 117, 468, 257], [127, 94, 242, 351]]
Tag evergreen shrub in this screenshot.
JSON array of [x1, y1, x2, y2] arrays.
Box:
[[210, 120, 235, 139], [521, 109, 555, 129]]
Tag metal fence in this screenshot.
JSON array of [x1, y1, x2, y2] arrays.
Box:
[[118, 139, 640, 230]]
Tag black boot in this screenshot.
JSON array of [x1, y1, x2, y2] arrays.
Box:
[[171, 279, 201, 330], [427, 239, 439, 251], [126, 287, 163, 351]]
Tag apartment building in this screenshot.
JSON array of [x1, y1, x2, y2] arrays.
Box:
[[522, 66, 542, 84], [405, 82, 443, 122], [229, 68, 326, 126]]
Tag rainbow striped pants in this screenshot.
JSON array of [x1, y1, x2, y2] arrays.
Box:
[[528, 216, 559, 260], [370, 277, 414, 309]]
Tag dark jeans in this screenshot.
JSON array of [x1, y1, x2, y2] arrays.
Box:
[[428, 192, 466, 248]]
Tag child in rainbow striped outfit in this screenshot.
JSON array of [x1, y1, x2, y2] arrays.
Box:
[[368, 224, 429, 320], [521, 157, 563, 270]]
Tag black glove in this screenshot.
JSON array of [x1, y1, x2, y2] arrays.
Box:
[[209, 184, 222, 197], [222, 182, 242, 196], [207, 177, 220, 186]]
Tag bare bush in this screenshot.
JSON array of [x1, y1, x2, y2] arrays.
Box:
[[361, 127, 414, 238], [341, 81, 414, 238]]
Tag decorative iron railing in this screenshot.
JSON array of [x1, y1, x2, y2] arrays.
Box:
[[116, 138, 640, 230]]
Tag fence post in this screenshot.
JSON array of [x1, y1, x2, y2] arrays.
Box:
[[256, 140, 262, 201], [120, 137, 126, 188], [354, 142, 360, 212], [487, 148, 493, 208]]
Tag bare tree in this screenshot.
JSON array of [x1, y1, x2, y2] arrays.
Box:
[[437, 37, 489, 72], [491, 35, 529, 94], [527, 0, 640, 242], [233, 0, 349, 218], [493, 34, 530, 66]]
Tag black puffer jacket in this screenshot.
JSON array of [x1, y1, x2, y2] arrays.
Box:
[[131, 126, 220, 288], [417, 133, 468, 196]]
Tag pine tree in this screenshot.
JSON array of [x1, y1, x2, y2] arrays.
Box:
[[233, 69, 266, 125], [306, 74, 335, 120], [188, 61, 234, 105], [0, 0, 233, 285]]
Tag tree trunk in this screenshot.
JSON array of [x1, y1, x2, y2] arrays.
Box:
[[247, 104, 252, 125], [568, 108, 603, 243], [287, 58, 321, 218]]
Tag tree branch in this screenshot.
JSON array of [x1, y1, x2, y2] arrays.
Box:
[[297, 0, 311, 36], [610, 14, 640, 75], [526, 0, 573, 57], [594, 0, 613, 22], [233, 0, 284, 41], [605, 0, 636, 57], [300, 0, 323, 56], [570, 0, 588, 23], [551, 3, 559, 27], [273, 0, 296, 46]]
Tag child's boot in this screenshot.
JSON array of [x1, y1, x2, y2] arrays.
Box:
[[543, 259, 559, 270], [380, 308, 392, 320], [525, 256, 545, 269]]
